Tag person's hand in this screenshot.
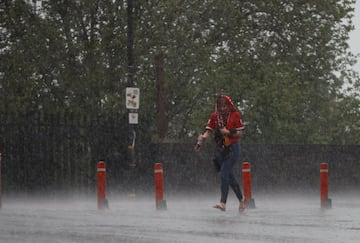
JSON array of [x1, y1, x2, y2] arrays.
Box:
[[219, 127, 230, 136], [194, 135, 204, 152], [194, 142, 201, 152]]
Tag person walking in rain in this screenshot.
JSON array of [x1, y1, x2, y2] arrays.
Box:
[[194, 94, 246, 212]]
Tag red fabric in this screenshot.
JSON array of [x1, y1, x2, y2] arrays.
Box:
[[215, 95, 236, 127], [206, 95, 244, 144]]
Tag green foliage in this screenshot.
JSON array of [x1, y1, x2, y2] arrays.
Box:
[[1, 0, 359, 145]]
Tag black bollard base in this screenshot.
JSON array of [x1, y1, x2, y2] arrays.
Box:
[[99, 198, 109, 209], [322, 198, 332, 209], [246, 198, 256, 209], [157, 200, 167, 210]]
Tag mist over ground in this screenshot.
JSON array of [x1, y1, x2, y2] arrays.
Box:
[[1, 191, 359, 243], [1, 144, 359, 242]]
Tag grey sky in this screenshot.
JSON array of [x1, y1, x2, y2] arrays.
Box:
[[349, 1, 360, 73]]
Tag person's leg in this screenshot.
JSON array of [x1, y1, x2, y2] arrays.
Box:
[[219, 168, 230, 204], [213, 159, 232, 211], [227, 143, 246, 212], [219, 143, 240, 204], [229, 173, 243, 201]]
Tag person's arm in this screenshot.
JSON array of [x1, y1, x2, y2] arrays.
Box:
[[219, 111, 244, 139], [219, 127, 242, 138], [194, 130, 212, 152]]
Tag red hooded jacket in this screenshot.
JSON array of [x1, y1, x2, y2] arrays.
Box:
[[205, 95, 245, 145]]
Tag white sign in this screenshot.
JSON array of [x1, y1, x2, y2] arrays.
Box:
[[129, 112, 138, 124], [126, 87, 140, 109]]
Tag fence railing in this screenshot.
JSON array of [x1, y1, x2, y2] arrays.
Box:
[[1, 111, 359, 195], [0, 110, 128, 194]]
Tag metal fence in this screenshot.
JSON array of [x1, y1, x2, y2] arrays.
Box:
[[1, 111, 359, 196], [0, 110, 129, 194]]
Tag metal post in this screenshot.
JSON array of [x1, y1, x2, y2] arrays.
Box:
[[97, 161, 108, 209], [154, 163, 167, 210], [320, 163, 332, 209], [242, 162, 256, 208], [127, 0, 134, 86], [0, 152, 2, 209], [126, 0, 138, 197]]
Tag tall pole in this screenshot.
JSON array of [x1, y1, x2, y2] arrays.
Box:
[[127, 0, 134, 86], [0, 152, 2, 209], [126, 0, 137, 196], [127, 0, 136, 154], [156, 52, 167, 140]]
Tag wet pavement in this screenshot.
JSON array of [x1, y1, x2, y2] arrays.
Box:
[[1, 193, 359, 242]]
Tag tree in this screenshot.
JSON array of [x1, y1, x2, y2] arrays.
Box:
[[1, 0, 359, 145]]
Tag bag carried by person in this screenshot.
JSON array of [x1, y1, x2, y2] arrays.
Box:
[[212, 144, 232, 172]]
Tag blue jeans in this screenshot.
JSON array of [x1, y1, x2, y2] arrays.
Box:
[[219, 142, 243, 204]]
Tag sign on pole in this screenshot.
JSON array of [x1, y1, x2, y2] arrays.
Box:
[[129, 111, 138, 124], [126, 87, 140, 109]]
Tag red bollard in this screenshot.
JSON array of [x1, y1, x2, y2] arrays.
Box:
[[154, 163, 167, 210], [97, 161, 108, 209], [320, 163, 332, 209], [242, 162, 255, 208]]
